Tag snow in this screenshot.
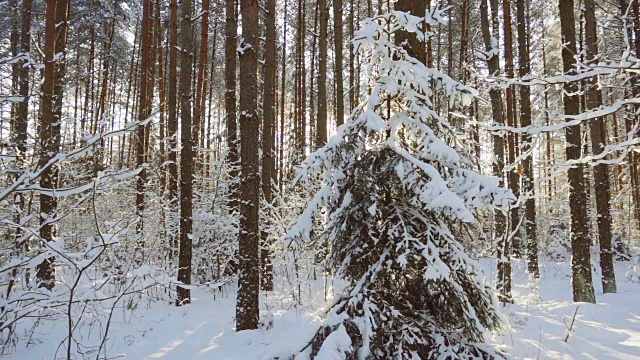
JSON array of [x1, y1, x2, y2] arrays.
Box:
[[5, 259, 640, 359], [486, 260, 640, 360]]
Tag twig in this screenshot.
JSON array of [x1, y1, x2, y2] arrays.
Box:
[[563, 305, 580, 342]]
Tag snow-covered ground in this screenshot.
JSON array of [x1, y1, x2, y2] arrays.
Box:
[[5, 259, 640, 359], [488, 259, 640, 360]]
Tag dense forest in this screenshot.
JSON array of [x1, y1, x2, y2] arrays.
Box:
[[1, 0, 640, 358]]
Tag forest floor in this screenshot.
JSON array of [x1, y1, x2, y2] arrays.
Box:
[[5, 259, 640, 360]]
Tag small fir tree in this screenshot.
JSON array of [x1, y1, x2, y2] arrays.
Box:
[[288, 10, 513, 359]]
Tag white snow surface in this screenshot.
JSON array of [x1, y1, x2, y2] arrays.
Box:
[[5, 260, 640, 359]]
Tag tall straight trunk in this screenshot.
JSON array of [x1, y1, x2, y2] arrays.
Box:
[[177, 0, 194, 306], [225, 0, 239, 211], [135, 0, 153, 262], [8, 0, 33, 298], [515, 0, 539, 278], [36, 0, 70, 289], [193, 0, 210, 174], [121, 18, 139, 165], [458, 0, 469, 81], [206, 23, 218, 177], [481, 0, 510, 302], [584, 0, 616, 293], [294, 5, 300, 155], [279, 0, 288, 190], [15, 0, 31, 162], [167, 0, 179, 258], [300, 0, 307, 152], [145, 0, 157, 164], [10, 0, 18, 128], [309, 2, 319, 150], [260, 0, 277, 291], [156, 0, 166, 190], [334, 0, 345, 127], [94, 13, 116, 174], [631, 0, 640, 228], [317, 0, 328, 147], [236, 0, 260, 331], [558, 0, 596, 303], [348, 0, 355, 111], [502, 0, 521, 258]]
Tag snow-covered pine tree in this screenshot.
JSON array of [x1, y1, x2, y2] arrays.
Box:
[[287, 10, 513, 359]]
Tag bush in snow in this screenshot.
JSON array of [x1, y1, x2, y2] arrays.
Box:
[[287, 10, 512, 359], [626, 255, 640, 283], [544, 224, 570, 262]]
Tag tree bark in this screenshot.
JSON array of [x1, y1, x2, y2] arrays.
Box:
[[177, 0, 194, 306], [236, 0, 260, 331], [36, 0, 70, 289], [558, 0, 596, 303], [480, 0, 510, 302], [584, 0, 617, 293], [502, 0, 521, 258], [193, 0, 210, 175], [279, 0, 288, 190], [134, 0, 153, 263], [167, 0, 179, 259], [260, 0, 277, 291], [515, 0, 539, 278], [334, 0, 345, 127], [225, 0, 239, 211], [317, 0, 328, 148]]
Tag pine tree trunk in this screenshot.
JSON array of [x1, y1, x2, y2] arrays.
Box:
[[279, 0, 288, 190], [316, 0, 328, 148], [121, 18, 139, 166], [333, 0, 344, 127], [348, 0, 355, 111], [502, 0, 521, 259], [36, 0, 70, 289], [177, 0, 194, 306], [167, 0, 179, 259], [9, 0, 33, 298], [515, 0, 539, 278], [236, 0, 260, 331], [480, 0, 510, 302], [225, 0, 239, 211], [193, 0, 210, 175], [156, 0, 166, 191], [558, 0, 596, 304], [135, 0, 153, 263], [584, 0, 617, 293], [94, 13, 116, 175], [260, 0, 277, 291]]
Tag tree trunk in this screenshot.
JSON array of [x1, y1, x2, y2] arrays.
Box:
[[502, 0, 521, 258], [36, 0, 70, 289], [480, 0, 510, 303], [334, 0, 345, 127], [8, 0, 33, 298], [177, 0, 194, 306], [260, 0, 277, 291], [317, 0, 328, 148], [193, 0, 210, 175], [584, 0, 617, 293], [225, 0, 239, 211], [156, 0, 166, 190], [94, 13, 116, 175], [558, 0, 596, 304], [279, 0, 288, 190], [134, 0, 153, 263], [515, 0, 539, 278], [236, 0, 260, 331], [167, 0, 179, 260]]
